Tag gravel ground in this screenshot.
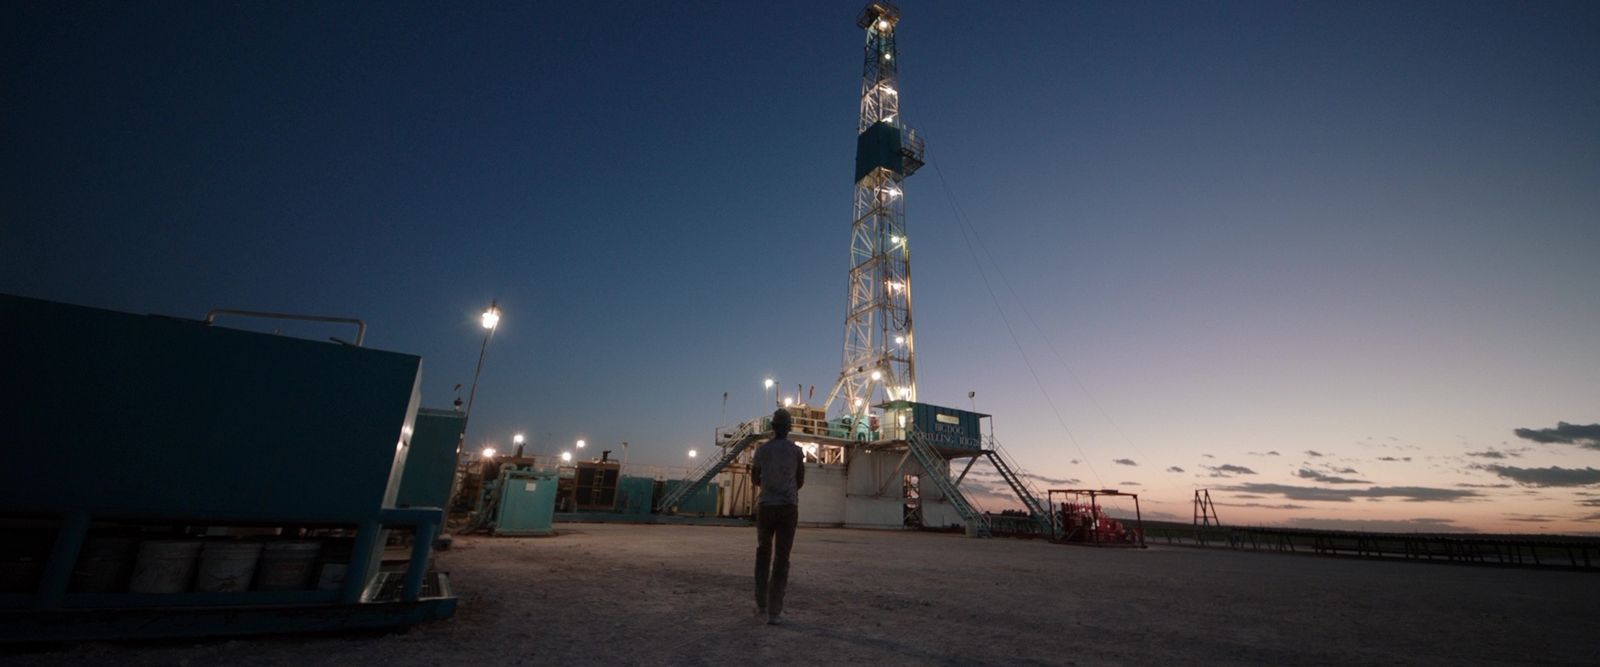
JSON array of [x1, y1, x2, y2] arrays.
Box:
[[10, 523, 1600, 666]]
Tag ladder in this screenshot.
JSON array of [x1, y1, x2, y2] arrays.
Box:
[[906, 431, 991, 537], [656, 422, 765, 513], [984, 441, 1054, 536]]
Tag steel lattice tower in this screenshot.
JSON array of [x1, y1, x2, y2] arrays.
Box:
[[826, 2, 926, 422]]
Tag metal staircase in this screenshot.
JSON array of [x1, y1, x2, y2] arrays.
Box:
[[656, 422, 765, 513], [984, 438, 1054, 536], [906, 431, 991, 537]]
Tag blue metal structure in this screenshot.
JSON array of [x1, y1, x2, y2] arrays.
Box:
[[396, 408, 468, 509], [0, 294, 454, 640], [492, 468, 558, 536]]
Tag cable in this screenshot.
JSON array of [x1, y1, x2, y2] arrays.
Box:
[[929, 159, 1104, 489], [931, 163, 1150, 469]]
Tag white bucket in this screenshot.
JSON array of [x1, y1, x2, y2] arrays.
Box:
[[195, 541, 262, 592], [316, 539, 354, 591], [255, 541, 322, 591], [315, 563, 348, 591], [128, 540, 203, 593]]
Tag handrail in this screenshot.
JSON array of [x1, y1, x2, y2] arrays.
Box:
[[205, 308, 367, 347]]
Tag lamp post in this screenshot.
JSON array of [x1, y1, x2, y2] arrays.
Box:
[[513, 433, 525, 457], [464, 300, 501, 422], [764, 377, 775, 409]]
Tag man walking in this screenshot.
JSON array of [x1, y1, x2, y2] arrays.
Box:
[[751, 407, 804, 625]]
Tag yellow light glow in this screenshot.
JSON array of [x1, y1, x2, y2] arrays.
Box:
[[576, 439, 586, 449], [764, 378, 775, 389], [783, 397, 794, 407], [871, 370, 882, 381], [688, 449, 698, 458], [876, 19, 888, 30], [480, 306, 500, 330], [854, 398, 864, 407], [895, 335, 905, 345], [883, 53, 892, 61], [482, 447, 497, 458], [560, 451, 572, 462], [513, 434, 525, 444]]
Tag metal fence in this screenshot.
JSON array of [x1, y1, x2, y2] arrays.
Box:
[[1146, 525, 1600, 571]]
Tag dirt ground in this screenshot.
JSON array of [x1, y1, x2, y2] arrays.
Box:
[[11, 523, 1600, 666]]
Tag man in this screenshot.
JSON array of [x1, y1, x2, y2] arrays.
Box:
[[751, 407, 804, 625]]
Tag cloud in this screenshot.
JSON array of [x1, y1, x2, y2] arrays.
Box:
[[1483, 465, 1600, 487], [1465, 449, 1520, 459], [1247, 451, 1282, 457], [1294, 468, 1370, 484], [1580, 498, 1600, 507], [1579, 513, 1600, 523], [1505, 515, 1557, 523], [1216, 483, 1480, 503], [1020, 472, 1080, 487], [1112, 458, 1138, 466], [1201, 454, 1215, 459], [1283, 517, 1468, 533], [1216, 502, 1309, 510], [1513, 422, 1600, 449], [1305, 450, 1325, 457], [1455, 482, 1511, 489], [1118, 481, 1142, 486], [1165, 466, 1185, 473], [1376, 456, 1412, 462], [1203, 464, 1257, 478]]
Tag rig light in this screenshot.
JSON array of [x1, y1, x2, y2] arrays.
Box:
[[560, 451, 572, 463], [482, 447, 497, 459]]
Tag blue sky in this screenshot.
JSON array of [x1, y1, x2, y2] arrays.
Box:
[[4, 1, 1597, 532]]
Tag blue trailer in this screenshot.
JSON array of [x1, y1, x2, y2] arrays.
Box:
[[0, 294, 456, 641]]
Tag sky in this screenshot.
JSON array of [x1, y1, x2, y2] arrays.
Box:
[[4, 1, 1597, 534]]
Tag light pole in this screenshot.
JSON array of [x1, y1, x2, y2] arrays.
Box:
[[513, 433, 525, 457], [464, 300, 501, 421], [764, 377, 775, 409]]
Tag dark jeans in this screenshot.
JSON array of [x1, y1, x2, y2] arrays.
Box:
[[754, 503, 798, 615]]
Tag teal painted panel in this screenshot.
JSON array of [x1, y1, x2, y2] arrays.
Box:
[[616, 476, 655, 515], [396, 409, 466, 509], [854, 120, 904, 182], [911, 403, 984, 450], [0, 294, 421, 523], [495, 470, 557, 535], [665, 481, 719, 516]]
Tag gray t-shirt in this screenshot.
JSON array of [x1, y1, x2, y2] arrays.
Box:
[[752, 437, 804, 507]]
